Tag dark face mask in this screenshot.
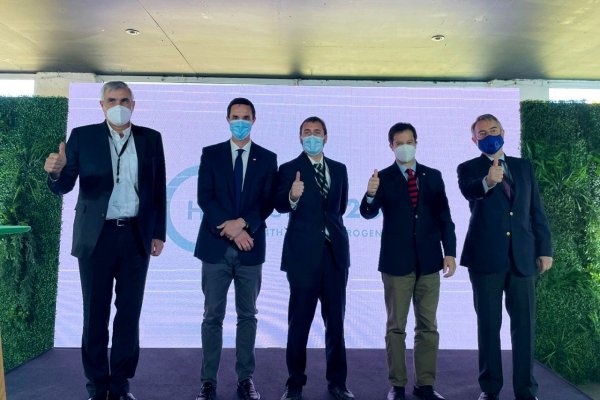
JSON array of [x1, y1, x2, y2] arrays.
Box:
[[477, 134, 504, 154]]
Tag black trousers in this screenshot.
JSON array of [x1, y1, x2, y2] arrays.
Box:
[[469, 266, 537, 399], [78, 220, 149, 397], [285, 241, 349, 389]]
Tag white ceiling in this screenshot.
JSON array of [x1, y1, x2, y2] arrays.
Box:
[[1, 0, 599, 81]]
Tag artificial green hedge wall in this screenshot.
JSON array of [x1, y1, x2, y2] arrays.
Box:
[[521, 101, 600, 383], [0, 96, 67, 371]]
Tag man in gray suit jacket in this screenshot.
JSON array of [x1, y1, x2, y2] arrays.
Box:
[[457, 114, 553, 400], [45, 81, 166, 400]]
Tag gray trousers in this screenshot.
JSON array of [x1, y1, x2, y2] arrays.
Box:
[[200, 246, 262, 385]]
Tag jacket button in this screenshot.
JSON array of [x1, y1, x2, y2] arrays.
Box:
[[506, 231, 511, 236], [509, 211, 514, 216], [415, 214, 418, 219]]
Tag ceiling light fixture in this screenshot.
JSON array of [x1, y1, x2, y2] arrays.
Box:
[[125, 28, 141, 36], [431, 34, 445, 42]]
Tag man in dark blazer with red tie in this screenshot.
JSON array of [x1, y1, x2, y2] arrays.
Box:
[[457, 114, 553, 400], [44, 81, 166, 400], [194, 98, 277, 400], [360, 122, 456, 400], [275, 116, 354, 400]]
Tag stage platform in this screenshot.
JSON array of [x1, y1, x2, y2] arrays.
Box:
[[6, 348, 591, 400]]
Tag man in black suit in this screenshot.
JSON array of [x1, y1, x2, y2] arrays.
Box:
[[457, 114, 553, 400], [44, 81, 166, 400], [360, 123, 456, 400], [194, 98, 277, 400], [275, 116, 354, 400]]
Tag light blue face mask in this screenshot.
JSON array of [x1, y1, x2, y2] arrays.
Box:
[[302, 135, 324, 156], [229, 120, 252, 141]]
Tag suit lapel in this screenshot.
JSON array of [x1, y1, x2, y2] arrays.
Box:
[[98, 123, 115, 188], [389, 162, 412, 207], [131, 124, 146, 184], [240, 143, 260, 210], [414, 163, 427, 208], [216, 140, 236, 201]]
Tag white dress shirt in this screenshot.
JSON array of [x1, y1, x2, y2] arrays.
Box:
[[106, 123, 139, 219], [230, 139, 252, 187]]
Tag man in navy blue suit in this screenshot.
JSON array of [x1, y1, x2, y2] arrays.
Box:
[[457, 114, 553, 400], [360, 122, 456, 400], [275, 116, 354, 400], [45, 81, 166, 400], [194, 98, 277, 400]]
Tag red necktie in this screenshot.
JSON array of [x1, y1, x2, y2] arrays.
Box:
[[407, 168, 418, 207]]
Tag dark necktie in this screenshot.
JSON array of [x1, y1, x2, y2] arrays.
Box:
[[498, 159, 513, 199], [234, 149, 244, 214], [314, 162, 329, 199], [406, 168, 418, 207]]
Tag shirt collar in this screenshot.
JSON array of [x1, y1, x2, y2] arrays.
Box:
[[107, 122, 132, 141], [230, 139, 252, 154], [484, 153, 506, 162], [396, 160, 418, 174]]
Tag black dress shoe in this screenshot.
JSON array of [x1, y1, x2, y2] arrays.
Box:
[[88, 393, 108, 400], [478, 393, 499, 400], [280, 385, 302, 400], [328, 384, 355, 400], [237, 378, 260, 400], [387, 386, 406, 400], [413, 385, 445, 400], [108, 393, 136, 400], [196, 382, 217, 400]]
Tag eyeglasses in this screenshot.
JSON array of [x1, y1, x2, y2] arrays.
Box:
[[475, 128, 500, 140]]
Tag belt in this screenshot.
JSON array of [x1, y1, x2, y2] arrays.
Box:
[[106, 217, 137, 227]]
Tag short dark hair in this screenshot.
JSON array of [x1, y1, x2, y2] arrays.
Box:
[[471, 114, 502, 135], [227, 98, 255, 119], [299, 116, 328, 136], [388, 122, 417, 144]]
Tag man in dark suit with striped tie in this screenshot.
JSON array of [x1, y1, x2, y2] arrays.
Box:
[[275, 116, 354, 400], [360, 122, 456, 400], [457, 114, 553, 400]]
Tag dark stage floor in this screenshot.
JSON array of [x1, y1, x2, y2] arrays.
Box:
[[6, 348, 591, 400]]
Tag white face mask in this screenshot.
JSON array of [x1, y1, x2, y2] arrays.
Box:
[[394, 144, 416, 163], [106, 105, 132, 126]]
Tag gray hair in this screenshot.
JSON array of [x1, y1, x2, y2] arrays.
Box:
[[100, 81, 133, 100], [471, 113, 503, 134]]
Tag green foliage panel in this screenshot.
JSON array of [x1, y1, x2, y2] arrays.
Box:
[[0, 97, 67, 371], [521, 101, 600, 383]]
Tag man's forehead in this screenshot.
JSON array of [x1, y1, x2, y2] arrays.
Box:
[[302, 122, 323, 130], [104, 88, 132, 100]]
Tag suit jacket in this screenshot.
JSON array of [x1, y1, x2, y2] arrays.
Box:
[[275, 152, 350, 275], [48, 122, 167, 259], [457, 154, 552, 276], [360, 162, 456, 276], [194, 140, 277, 265]]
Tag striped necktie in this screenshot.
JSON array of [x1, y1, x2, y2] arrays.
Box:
[[406, 168, 418, 207], [314, 162, 329, 199], [498, 159, 513, 199]]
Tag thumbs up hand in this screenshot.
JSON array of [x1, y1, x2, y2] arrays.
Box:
[[486, 155, 504, 186], [367, 169, 380, 197], [290, 171, 304, 202], [44, 142, 67, 178]]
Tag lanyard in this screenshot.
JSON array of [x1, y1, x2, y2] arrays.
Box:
[[109, 132, 131, 184]]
